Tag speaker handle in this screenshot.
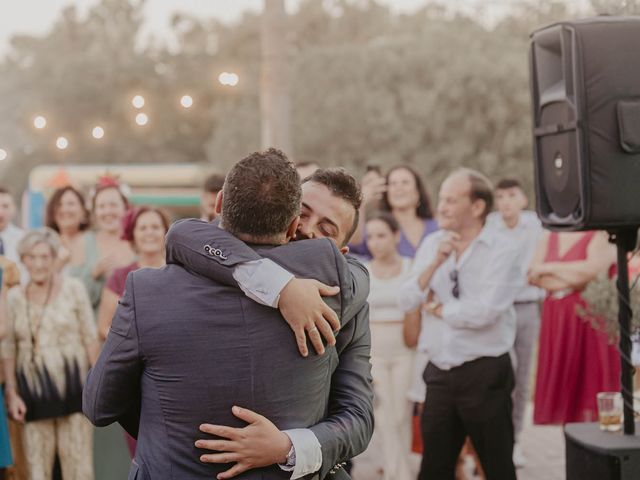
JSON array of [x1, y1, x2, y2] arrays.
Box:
[[534, 120, 579, 137]]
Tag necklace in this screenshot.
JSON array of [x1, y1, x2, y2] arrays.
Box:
[[25, 277, 54, 362]]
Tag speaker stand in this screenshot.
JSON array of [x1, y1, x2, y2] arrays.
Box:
[[609, 228, 638, 435]]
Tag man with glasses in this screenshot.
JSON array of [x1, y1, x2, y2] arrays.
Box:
[[400, 168, 523, 480]]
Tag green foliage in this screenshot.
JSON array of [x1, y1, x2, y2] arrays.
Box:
[[579, 273, 640, 340], [1, 0, 634, 198]]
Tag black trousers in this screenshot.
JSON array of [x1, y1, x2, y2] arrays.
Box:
[[419, 353, 516, 480]]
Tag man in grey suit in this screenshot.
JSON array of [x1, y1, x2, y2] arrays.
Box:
[[165, 167, 375, 479], [83, 150, 373, 480]]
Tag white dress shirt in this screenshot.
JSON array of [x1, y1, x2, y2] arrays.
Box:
[[232, 259, 321, 479], [0, 223, 25, 265], [399, 226, 523, 370], [233, 259, 294, 308], [487, 211, 545, 303]]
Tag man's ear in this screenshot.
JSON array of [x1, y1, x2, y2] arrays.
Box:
[[286, 216, 300, 241], [340, 245, 350, 255], [214, 190, 223, 215]]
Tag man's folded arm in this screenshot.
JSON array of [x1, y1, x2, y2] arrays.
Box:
[[83, 274, 142, 438]]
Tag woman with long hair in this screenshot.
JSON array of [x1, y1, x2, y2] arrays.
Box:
[[47, 180, 134, 478], [350, 166, 437, 258], [97, 206, 169, 341], [46, 182, 134, 313], [353, 212, 420, 480], [96, 206, 169, 458]]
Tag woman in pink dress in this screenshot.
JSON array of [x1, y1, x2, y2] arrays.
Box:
[[529, 231, 620, 424]]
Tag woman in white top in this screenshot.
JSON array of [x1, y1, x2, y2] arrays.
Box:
[[354, 212, 420, 480]]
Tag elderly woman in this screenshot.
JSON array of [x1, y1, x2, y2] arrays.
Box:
[[1, 228, 98, 480]]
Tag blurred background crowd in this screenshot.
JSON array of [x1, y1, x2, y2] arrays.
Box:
[[1, 1, 640, 480]]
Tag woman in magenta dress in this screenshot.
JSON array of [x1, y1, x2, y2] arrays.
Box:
[[529, 231, 620, 424], [96, 206, 169, 456]]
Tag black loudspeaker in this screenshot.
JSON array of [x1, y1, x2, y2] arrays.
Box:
[[530, 16, 640, 230], [565, 423, 640, 479]]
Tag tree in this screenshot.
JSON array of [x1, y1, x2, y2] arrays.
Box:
[[0, 0, 218, 191], [591, 0, 640, 14], [1, 0, 595, 200]]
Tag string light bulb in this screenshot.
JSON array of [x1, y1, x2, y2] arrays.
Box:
[[131, 95, 145, 109], [218, 72, 239, 87], [180, 95, 194, 108], [135, 113, 149, 126], [92, 126, 105, 139], [56, 137, 69, 150], [33, 116, 47, 129]]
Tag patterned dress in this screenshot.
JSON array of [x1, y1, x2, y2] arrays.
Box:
[[1, 276, 97, 479]]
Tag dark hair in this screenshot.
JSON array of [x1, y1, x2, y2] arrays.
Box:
[[92, 185, 129, 212], [495, 178, 523, 191], [465, 169, 494, 221], [222, 148, 301, 240], [46, 186, 91, 233], [304, 168, 363, 246], [121, 206, 171, 244], [381, 165, 433, 219], [203, 173, 225, 193], [366, 211, 399, 233]]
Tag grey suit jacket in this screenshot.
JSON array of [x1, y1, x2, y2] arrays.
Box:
[[83, 223, 373, 480], [164, 219, 374, 479]]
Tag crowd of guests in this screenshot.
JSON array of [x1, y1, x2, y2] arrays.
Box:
[[348, 167, 622, 480], [0, 175, 213, 479], [0, 158, 629, 480]]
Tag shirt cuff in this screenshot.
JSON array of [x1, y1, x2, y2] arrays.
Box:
[[232, 258, 294, 308], [278, 428, 322, 479]]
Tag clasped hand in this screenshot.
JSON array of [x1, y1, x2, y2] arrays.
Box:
[[195, 406, 292, 480], [278, 278, 341, 357]]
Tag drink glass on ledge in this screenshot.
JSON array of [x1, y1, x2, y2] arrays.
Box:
[[597, 392, 622, 432]]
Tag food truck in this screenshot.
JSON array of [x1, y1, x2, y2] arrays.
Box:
[[23, 163, 212, 227]]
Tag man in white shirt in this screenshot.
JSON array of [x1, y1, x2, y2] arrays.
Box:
[[0, 187, 25, 265], [399, 169, 522, 480], [487, 178, 544, 468]]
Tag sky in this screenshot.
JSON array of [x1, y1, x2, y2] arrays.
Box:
[[0, 0, 596, 58], [0, 0, 435, 57]]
